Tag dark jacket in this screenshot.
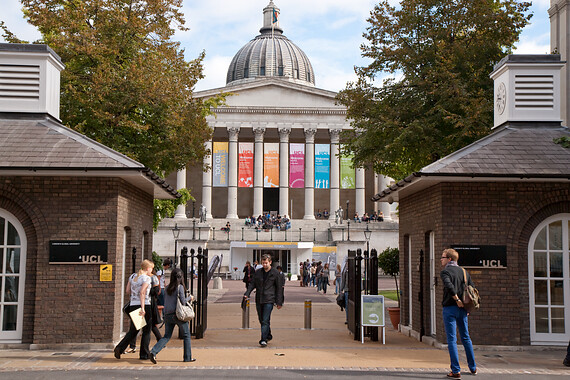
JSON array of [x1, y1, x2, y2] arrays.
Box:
[[440, 265, 475, 307], [244, 267, 283, 306], [243, 265, 255, 284]]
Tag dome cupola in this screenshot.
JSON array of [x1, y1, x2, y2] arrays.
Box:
[[226, 1, 315, 86]]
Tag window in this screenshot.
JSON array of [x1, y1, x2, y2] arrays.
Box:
[[528, 215, 570, 344]]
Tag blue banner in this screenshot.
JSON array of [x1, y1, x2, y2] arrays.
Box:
[[314, 144, 330, 189]]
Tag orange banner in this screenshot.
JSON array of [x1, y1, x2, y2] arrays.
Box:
[[263, 143, 279, 188]]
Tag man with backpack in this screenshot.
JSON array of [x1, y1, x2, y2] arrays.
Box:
[[440, 248, 477, 378]]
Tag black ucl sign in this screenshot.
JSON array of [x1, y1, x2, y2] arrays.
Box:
[[49, 240, 108, 264], [451, 245, 507, 268]]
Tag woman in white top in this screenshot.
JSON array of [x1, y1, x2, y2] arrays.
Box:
[[114, 259, 154, 360]]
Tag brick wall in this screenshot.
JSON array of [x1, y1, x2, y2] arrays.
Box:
[[0, 176, 154, 345], [399, 181, 570, 346]]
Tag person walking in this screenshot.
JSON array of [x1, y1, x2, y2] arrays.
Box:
[[244, 253, 283, 347], [242, 261, 255, 290], [440, 248, 477, 378], [334, 264, 342, 295], [114, 259, 154, 360], [149, 268, 195, 363], [321, 263, 330, 294]]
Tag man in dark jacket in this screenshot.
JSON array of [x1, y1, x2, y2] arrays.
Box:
[[244, 254, 283, 347], [440, 248, 477, 378]]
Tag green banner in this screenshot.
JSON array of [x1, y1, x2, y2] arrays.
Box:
[[340, 149, 355, 189]]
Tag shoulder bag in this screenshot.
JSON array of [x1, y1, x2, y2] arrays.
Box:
[[176, 297, 195, 322], [461, 267, 481, 313]]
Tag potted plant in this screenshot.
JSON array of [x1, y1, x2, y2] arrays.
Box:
[[378, 247, 400, 330]]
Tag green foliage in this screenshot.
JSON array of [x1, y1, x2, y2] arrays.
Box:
[[151, 251, 163, 271], [378, 247, 399, 277], [10, 0, 223, 175], [153, 188, 193, 231], [554, 136, 570, 148], [378, 246, 400, 306], [337, 0, 532, 180]]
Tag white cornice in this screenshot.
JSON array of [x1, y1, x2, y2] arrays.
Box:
[[211, 106, 346, 116]]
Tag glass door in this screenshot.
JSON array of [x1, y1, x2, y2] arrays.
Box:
[[0, 210, 26, 342], [528, 215, 570, 345]]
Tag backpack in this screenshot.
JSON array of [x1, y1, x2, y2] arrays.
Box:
[[461, 268, 480, 313]]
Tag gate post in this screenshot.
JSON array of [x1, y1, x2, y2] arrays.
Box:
[[180, 246, 189, 290], [369, 248, 379, 341]]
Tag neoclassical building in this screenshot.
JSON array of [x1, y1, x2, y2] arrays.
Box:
[[154, 2, 398, 274]]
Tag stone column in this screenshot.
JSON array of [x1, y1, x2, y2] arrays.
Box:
[[174, 168, 187, 218], [253, 126, 265, 217], [278, 126, 291, 217], [328, 128, 341, 220], [202, 140, 213, 220], [227, 125, 240, 219], [304, 127, 316, 220], [355, 167, 365, 217], [378, 174, 392, 220]]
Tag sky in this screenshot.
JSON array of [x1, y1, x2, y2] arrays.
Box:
[[0, 0, 552, 92]]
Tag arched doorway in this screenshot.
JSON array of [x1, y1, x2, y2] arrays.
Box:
[[0, 209, 27, 342], [528, 214, 570, 345]]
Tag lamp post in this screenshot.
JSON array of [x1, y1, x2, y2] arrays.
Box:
[[346, 200, 350, 222], [364, 224, 372, 255], [172, 223, 180, 268], [192, 218, 196, 240]]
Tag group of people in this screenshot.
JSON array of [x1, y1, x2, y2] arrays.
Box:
[[297, 260, 341, 295], [114, 258, 195, 364], [244, 214, 291, 231], [110, 247, 487, 377], [353, 211, 384, 223]]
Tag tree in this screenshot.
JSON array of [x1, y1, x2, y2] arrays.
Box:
[[377, 246, 400, 307], [337, 0, 532, 180], [4, 0, 219, 175]]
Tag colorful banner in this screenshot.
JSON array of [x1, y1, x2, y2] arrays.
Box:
[[315, 144, 330, 189], [212, 142, 228, 187], [340, 149, 355, 189], [238, 142, 254, 187], [289, 143, 305, 188], [264, 143, 279, 188]]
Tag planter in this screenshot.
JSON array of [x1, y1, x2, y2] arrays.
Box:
[[387, 307, 400, 330]]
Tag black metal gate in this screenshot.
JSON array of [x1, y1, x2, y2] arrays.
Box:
[[180, 246, 208, 339], [347, 248, 379, 341]]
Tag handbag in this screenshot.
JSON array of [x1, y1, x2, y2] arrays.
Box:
[[461, 268, 480, 313], [122, 301, 130, 315], [176, 297, 195, 321]]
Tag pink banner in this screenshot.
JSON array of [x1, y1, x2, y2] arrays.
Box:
[[289, 143, 305, 188], [239, 143, 254, 187]]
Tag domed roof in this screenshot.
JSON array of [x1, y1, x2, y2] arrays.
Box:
[[226, 1, 315, 86]]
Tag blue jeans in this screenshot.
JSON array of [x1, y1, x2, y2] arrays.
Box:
[[335, 278, 341, 294], [344, 291, 349, 322], [151, 314, 192, 362], [256, 303, 274, 342], [443, 305, 476, 374]]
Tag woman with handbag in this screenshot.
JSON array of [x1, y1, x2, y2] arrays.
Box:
[[149, 268, 195, 363]]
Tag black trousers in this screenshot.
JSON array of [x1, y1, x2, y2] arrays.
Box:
[[115, 304, 152, 359]]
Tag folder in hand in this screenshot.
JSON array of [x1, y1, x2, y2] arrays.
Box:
[[129, 307, 147, 330]]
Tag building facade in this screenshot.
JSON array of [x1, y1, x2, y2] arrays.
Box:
[[375, 54, 570, 346], [153, 1, 399, 275], [0, 43, 178, 346]]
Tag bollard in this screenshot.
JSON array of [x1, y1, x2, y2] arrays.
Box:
[[242, 298, 250, 329], [304, 299, 312, 329]]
